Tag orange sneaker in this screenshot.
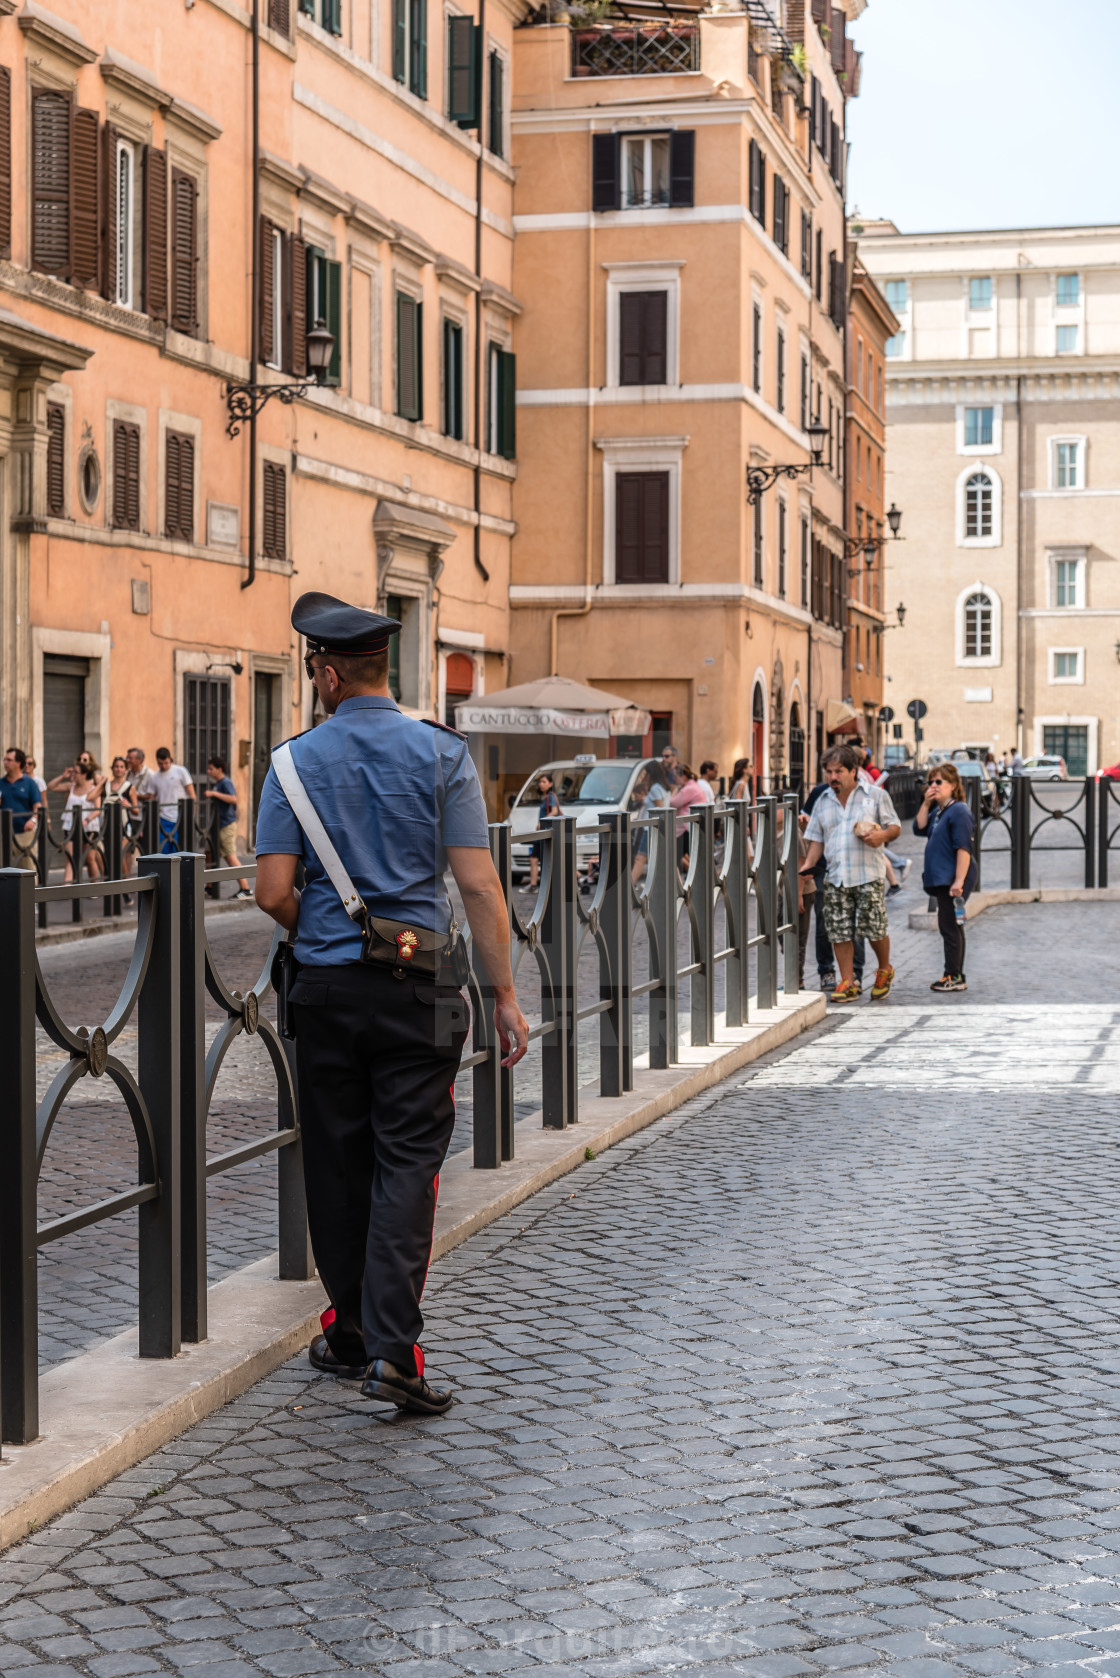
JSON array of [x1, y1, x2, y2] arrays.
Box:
[[871, 965, 895, 1000], [829, 980, 862, 1004]]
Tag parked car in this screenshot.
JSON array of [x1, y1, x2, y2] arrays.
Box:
[[1096, 762, 1120, 782], [509, 757, 664, 882], [1021, 754, 1069, 781], [882, 743, 912, 769], [954, 757, 1004, 817]]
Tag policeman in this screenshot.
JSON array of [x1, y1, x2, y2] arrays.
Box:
[[255, 592, 529, 1414]]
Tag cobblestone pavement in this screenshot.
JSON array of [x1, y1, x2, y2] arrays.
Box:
[[5, 897, 1120, 1678]]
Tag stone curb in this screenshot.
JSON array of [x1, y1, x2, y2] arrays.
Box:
[[908, 884, 1120, 931], [0, 990, 824, 1552]]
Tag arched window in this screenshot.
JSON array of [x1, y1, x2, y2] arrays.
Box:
[[964, 591, 993, 659], [965, 472, 993, 539]]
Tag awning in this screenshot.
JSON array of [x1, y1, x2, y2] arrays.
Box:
[[456, 674, 651, 738], [825, 699, 862, 736]]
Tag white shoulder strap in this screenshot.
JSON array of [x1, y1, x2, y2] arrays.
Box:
[[271, 741, 365, 922]]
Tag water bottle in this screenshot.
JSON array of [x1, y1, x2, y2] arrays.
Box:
[[953, 896, 966, 924]]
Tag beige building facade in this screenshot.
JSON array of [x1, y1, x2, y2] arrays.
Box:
[[506, 0, 863, 797], [860, 220, 1120, 776]]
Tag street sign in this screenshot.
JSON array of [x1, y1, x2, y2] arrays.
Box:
[[906, 698, 928, 720], [879, 705, 895, 723]]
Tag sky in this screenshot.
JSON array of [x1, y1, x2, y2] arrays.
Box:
[[845, 0, 1120, 234]]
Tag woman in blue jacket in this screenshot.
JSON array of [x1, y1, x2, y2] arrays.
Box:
[[913, 761, 977, 992]]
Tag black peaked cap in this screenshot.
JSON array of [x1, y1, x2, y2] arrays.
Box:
[[292, 591, 401, 655]]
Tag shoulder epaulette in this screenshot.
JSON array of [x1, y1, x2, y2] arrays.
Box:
[[271, 728, 314, 753], [421, 717, 469, 743]]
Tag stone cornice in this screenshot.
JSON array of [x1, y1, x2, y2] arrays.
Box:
[[18, 0, 97, 65]]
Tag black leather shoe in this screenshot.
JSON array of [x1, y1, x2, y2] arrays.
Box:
[[308, 1333, 366, 1381], [361, 1358, 453, 1415]]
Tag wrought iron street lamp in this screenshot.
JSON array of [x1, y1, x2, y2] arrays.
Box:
[[844, 503, 904, 572], [746, 418, 829, 505], [224, 319, 336, 439]]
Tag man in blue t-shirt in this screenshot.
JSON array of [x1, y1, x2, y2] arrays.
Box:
[[2, 747, 42, 870], [204, 756, 251, 899]]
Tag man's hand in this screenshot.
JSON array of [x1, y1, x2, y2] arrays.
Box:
[[858, 824, 886, 847], [797, 811, 809, 831], [494, 996, 529, 1068], [448, 846, 529, 1069]]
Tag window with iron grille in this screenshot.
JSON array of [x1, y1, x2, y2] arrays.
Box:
[[184, 674, 230, 785]]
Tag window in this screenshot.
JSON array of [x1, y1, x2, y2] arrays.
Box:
[[800, 517, 809, 608], [442, 317, 464, 439], [753, 501, 763, 587], [828, 254, 844, 329], [447, 14, 479, 126], [623, 134, 670, 209], [165, 430, 195, 542], [260, 221, 284, 370], [46, 402, 65, 518], [1053, 555, 1084, 609], [964, 471, 993, 539], [772, 175, 788, 256], [113, 139, 135, 308], [184, 675, 230, 785], [395, 291, 423, 420], [777, 500, 787, 597], [964, 407, 993, 447], [775, 327, 786, 413], [31, 88, 72, 277], [488, 49, 504, 159], [392, 0, 427, 97], [1056, 324, 1079, 354], [386, 592, 403, 701], [268, 0, 292, 30], [307, 246, 342, 382], [112, 420, 141, 531], [883, 279, 907, 313], [170, 169, 199, 336], [1055, 440, 1081, 489], [619, 291, 667, 386], [616, 472, 669, 584], [299, 0, 342, 29], [800, 353, 809, 430], [800, 210, 812, 281], [262, 461, 286, 560], [749, 139, 766, 225], [1056, 273, 1080, 307], [489, 343, 516, 458], [964, 591, 992, 659], [1042, 724, 1090, 778], [751, 302, 762, 393], [969, 276, 992, 311], [1051, 649, 1083, 684]]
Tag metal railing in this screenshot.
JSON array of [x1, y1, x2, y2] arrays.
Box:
[[0, 795, 799, 1447], [962, 774, 1104, 891], [571, 22, 699, 77]]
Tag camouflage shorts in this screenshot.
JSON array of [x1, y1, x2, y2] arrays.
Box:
[[822, 879, 889, 944]]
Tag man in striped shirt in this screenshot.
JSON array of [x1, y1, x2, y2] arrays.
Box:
[[801, 742, 900, 1004]]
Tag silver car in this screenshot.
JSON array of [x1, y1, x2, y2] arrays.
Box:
[[509, 757, 667, 881]]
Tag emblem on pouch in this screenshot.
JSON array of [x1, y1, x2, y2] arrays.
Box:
[[396, 929, 419, 960]]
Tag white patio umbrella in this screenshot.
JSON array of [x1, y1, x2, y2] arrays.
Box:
[[456, 675, 651, 739]]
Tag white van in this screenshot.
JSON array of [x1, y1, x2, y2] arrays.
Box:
[[509, 756, 666, 882]]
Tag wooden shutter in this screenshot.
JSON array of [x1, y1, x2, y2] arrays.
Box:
[[619, 292, 642, 387], [410, 0, 427, 97], [592, 133, 620, 212], [668, 129, 694, 208], [269, 0, 291, 31], [0, 64, 11, 259], [143, 145, 168, 319], [112, 420, 140, 530], [259, 216, 275, 365], [100, 122, 117, 300], [620, 291, 666, 386], [31, 89, 72, 276], [447, 15, 478, 126], [489, 49, 504, 159], [46, 403, 65, 518], [71, 107, 101, 290], [801, 209, 812, 279], [326, 0, 343, 34], [262, 461, 286, 559], [286, 231, 307, 374], [829, 6, 846, 72], [392, 0, 407, 81], [326, 256, 341, 383], [497, 347, 515, 458], [165, 429, 194, 542], [616, 471, 668, 584], [170, 169, 198, 335], [396, 292, 421, 420]]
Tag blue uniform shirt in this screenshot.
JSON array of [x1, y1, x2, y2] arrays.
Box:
[[254, 696, 490, 966]]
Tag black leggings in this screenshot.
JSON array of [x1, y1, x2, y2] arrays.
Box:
[[933, 886, 966, 977]]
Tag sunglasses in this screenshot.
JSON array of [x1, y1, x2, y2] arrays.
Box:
[[930, 777, 946, 785]]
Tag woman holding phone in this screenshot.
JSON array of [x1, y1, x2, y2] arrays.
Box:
[[913, 760, 976, 993]]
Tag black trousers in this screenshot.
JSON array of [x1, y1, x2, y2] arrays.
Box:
[[932, 887, 966, 977], [290, 963, 469, 1375]]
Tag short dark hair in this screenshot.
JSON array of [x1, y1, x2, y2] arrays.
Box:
[[700, 760, 717, 776], [127, 746, 145, 760], [6, 746, 26, 768], [156, 746, 171, 760], [208, 755, 227, 774], [311, 648, 390, 688], [822, 743, 863, 773]]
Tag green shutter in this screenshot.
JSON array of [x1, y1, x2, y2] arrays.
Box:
[[396, 292, 422, 421], [392, 0, 407, 83], [325, 0, 342, 33], [497, 347, 516, 459], [488, 49, 504, 158], [326, 258, 342, 384], [298, 0, 314, 13], [386, 594, 403, 700], [443, 318, 463, 439], [410, 0, 427, 98], [447, 15, 478, 126]]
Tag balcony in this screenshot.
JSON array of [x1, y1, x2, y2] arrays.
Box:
[[571, 22, 700, 77]]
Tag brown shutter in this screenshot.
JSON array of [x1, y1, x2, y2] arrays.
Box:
[[165, 430, 179, 537], [100, 122, 117, 301], [619, 293, 643, 387], [170, 169, 198, 335], [262, 461, 276, 558], [46, 403, 65, 517], [143, 145, 168, 319], [644, 290, 667, 385], [262, 461, 286, 559], [31, 89, 72, 276], [166, 429, 195, 542], [179, 434, 194, 541], [259, 216, 275, 365], [286, 231, 306, 375], [71, 107, 101, 291], [0, 65, 12, 260], [616, 471, 669, 583], [112, 420, 140, 530], [269, 0, 291, 30]]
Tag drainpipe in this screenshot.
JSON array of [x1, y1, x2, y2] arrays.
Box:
[[472, 0, 490, 587], [1015, 270, 1025, 756], [241, 0, 260, 590], [550, 110, 595, 675]]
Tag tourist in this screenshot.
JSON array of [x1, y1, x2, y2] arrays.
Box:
[[47, 751, 104, 881], [801, 743, 901, 1004], [102, 757, 140, 876], [669, 762, 708, 871], [152, 747, 194, 851], [697, 760, 719, 803], [914, 760, 976, 994], [205, 757, 253, 898], [659, 745, 683, 789], [529, 772, 559, 889], [1, 747, 42, 871], [729, 757, 752, 801], [631, 761, 670, 884], [24, 755, 46, 796]]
